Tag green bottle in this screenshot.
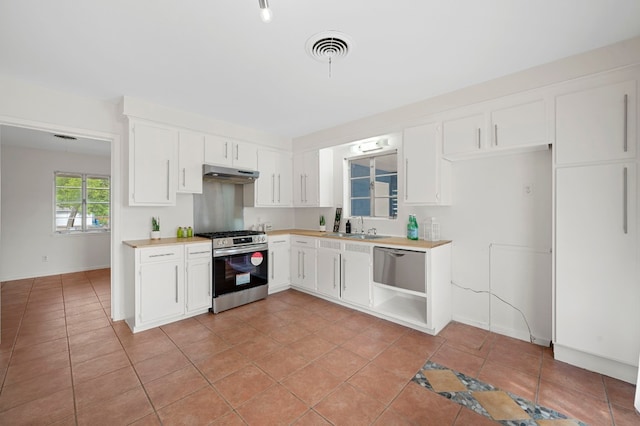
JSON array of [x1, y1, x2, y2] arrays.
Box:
[[407, 215, 419, 240]]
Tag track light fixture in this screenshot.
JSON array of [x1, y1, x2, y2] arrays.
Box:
[[258, 0, 273, 23]]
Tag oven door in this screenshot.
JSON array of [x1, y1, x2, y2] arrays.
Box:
[[213, 244, 269, 297]]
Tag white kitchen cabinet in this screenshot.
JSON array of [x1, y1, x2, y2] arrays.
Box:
[[555, 163, 639, 368], [290, 237, 316, 291], [443, 113, 485, 157], [136, 245, 185, 329], [268, 236, 290, 293], [316, 239, 342, 299], [403, 123, 451, 205], [128, 121, 178, 206], [255, 149, 292, 206], [490, 99, 547, 150], [178, 130, 204, 194], [204, 134, 258, 170], [556, 80, 636, 165], [185, 243, 212, 314], [341, 243, 371, 307], [293, 149, 334, 207]]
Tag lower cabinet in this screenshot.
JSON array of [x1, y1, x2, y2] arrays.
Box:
[[290, 237, 316, 291], [185, 243, 213, 315], [124, 241, 212, 333], [341, 243, 372, 307], [316, 240, 342, 299], [268, 236, 290, 293]]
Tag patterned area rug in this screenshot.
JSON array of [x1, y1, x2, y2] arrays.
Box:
[[413, 361, 588, 426]]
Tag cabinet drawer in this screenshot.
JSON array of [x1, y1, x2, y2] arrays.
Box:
[[140, 245, 184, 263], [291, 236, 316, 247], [186, 244, 212, 259]]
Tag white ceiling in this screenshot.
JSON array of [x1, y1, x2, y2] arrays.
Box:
[[1, 125, 110, 157], [1, 1, 639, 139]]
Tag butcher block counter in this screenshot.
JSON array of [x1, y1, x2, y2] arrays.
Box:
[[267, 229, 451, 249]]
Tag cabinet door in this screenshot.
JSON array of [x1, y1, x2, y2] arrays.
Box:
[[139, 260, 184, 324], [303, 151, 320, 206], [269, 238, 290, 291], [204, 134, 233, 167], [443, 113, 484, 157], [178, 131, 204, 194], [490, 99, 547, 149], [556, 81, 636, 164], [129, 123, 178, 206], [293, 153, 305, 206], [256, 150, 277, 206], [317, 249, 341, 299], [403, 123, 447, 204], [276, 152, 293, 206], [290, 247, 316, 290], [556, 163, 638, 364], [341, 245, 371, 307], [233, 142, 258, 170], [185, 244, 212, 314]]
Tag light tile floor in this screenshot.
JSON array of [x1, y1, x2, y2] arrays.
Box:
[[0, 270, 638, 425]]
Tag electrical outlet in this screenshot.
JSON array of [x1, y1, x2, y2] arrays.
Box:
[[42, 255, 48, 262], [523, 183, 534, 197]]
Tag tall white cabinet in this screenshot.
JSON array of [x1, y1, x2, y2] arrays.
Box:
[[553, 71, 639, 383]]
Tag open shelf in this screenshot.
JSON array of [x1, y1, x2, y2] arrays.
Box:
[[372, 286, 427, 326]]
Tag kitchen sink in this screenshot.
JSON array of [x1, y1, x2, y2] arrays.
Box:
[[346, 234, 388, 240], [326, 232, 388, 240]]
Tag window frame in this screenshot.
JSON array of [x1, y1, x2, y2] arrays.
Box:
[[347, 150, 398, 220], [54, 171, 111, 234]]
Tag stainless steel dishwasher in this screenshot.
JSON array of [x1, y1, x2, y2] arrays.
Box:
[[373, 246, 426, 293]]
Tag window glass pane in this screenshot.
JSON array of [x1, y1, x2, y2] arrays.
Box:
[[87, 177, 110, 230], [350, 158, 370, 178], [351, 199, 370, 216], [56, 203, 82, 231], [54, 173, 110, 233], [350, 177, 370, 197], [375, 154, 397, 175]]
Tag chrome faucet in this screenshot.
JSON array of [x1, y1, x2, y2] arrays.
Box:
[[358, 216, 365, 234], [367, 227, 377, 235]]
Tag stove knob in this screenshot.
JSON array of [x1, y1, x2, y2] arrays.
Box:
[[261, 236, 267, 242]]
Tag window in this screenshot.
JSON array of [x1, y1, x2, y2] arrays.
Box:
[[55, 172, 110, 233], [349, 152, 398, 218]]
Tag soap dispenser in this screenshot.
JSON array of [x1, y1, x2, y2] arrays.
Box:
[[345, 220, 351, 234]]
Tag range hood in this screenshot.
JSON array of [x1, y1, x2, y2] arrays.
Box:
[[202, 164, 259, 184]]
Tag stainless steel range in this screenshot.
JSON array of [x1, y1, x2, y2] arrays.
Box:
[[195, 230, 269, 313]]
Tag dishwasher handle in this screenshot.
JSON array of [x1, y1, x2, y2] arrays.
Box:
[[374, 246, 408, 257]]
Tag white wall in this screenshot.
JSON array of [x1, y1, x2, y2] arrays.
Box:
[[0, 145, 111, 280]]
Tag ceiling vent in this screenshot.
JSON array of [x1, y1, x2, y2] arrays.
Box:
[[305, 31, 353, 63]]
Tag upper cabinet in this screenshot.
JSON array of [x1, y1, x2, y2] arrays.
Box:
[[490, 99, 547, 150], [254, 149, 292, 207], [177, 130, 204, 194], [442, 113, 485, 158], [556, 80, 636, 165], [293, 149, 334, 207], [442, 96, 549, 161], [403, 123, 451, 205], [204, 134, 257, 171], [128, 121, 178, 206]]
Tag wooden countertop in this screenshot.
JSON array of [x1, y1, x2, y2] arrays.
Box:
[[122, 236, 211, 248], [268, 229, 451, 249]]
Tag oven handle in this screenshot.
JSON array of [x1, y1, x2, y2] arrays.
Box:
[[213, 244, 268, 257]]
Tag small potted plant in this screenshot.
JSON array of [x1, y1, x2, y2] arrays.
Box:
[[150, 217, 161, 239], [319, 215, 326, 232]]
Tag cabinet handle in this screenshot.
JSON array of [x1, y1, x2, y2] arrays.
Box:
[[623, 94, 628, 153], [333, 256, 337, 289], [270, 251, 274, 279], [477, 128, 481, 149], [185, 268, 189, 310], [494, 124, 498, 146], [272, 174, 275, 203], [166, 160, 171, 200], [224, 142, 228, 159], [302, 251, 306, 279], [342, 258, 346, 291], [175, 265, 179, 303], [297, 251, 301, 278], [278, 174, 281, 203], [623, 166, 628, 234], [182, 168, 186, 187], [190, 251, 210, 255], [208, 261, 211, 297], [300, 175, 304, 203], [405, 159, 409, 200], [149, 253, 173, 258], [235, 144, 239, 160]]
